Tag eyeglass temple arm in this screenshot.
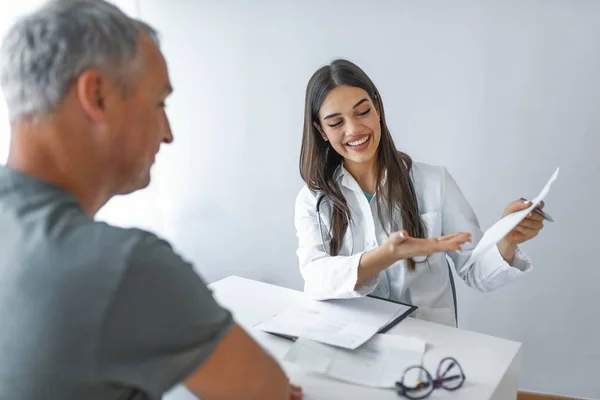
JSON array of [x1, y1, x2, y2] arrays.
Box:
[[439, 374, 463, 382], [395, 380, 431, 393], [440, 361, 456, 377]]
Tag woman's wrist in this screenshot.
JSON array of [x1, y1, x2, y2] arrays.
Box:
[[380, 242, 403, 264], [355, 244, 402, 288], [497, 238, 517, 265]]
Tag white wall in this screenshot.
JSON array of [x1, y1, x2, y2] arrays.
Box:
[[1, 0, 598, 398], [138, 1, 600, 399]]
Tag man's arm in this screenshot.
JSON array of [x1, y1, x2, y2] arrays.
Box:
[[97, 231, 300, 399], [184, 323, 292, 399]]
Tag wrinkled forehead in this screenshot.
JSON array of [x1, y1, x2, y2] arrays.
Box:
[[133, 33, 171, 91]]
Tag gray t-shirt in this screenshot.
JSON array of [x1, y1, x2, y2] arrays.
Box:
[[0, 166, 233, 399]]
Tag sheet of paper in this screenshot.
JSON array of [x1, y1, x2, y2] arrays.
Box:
[[255, 307, 380, 350], [301, 296, 414, 330], [283, 334, 426, 388], [255, 296, 415, 350], [459, 167, 559, 272]]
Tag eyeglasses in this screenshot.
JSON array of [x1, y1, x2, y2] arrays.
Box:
[[395, 357, 466, 399]]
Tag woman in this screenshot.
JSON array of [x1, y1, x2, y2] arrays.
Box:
[[295, 59, 545, 327]]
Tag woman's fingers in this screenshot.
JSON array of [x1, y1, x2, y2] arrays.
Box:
[[513, 225, 540, 238], [435, 233, 471, 251], [393, 232, 471, 258], [434, 241, 462, 252], [519, 218, 544, 230], [527, 212, 545, 222], [505, 198, 532, 215], [290, 384, 303, 400], [414, 233, 470, 254], [437, 232, 471, 243]]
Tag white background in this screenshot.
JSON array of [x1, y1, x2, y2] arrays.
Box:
[[1, 1, 598, 398]]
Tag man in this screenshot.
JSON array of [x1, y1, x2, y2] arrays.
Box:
[[0, 0, 302, 399]]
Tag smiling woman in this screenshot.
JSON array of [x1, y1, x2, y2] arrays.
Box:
[[294, 58, 546, 328], [299, 60, 429, 273]]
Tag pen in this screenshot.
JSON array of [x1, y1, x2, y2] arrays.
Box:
[[520, 198, 554, 222]]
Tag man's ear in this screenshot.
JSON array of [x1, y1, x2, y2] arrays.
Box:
[[313, 121, 328, 142], [76, 70, 109, 123]]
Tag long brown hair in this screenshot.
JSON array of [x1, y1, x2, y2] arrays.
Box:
[[299, 59, 426, 271]]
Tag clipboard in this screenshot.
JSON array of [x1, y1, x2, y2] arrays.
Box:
[[366, 294, 418, 333], [266, 295, 418, 342]]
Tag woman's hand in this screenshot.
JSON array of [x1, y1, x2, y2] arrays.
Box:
[[356, 230, 471, 287], [503, 199, 545, 245], [385, 230, 472, 261], [289, 383, 303, 400], [498, 199, 545, 263]]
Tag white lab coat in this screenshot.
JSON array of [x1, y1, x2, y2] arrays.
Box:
[[294, 161, 532, 327]]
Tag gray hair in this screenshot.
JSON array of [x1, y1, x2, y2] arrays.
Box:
[[0, 0, 160, 124]]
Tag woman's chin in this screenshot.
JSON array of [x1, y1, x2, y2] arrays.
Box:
[[344, 151, 378, 166]]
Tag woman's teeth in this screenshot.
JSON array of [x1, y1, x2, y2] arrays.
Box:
[[348, 136, 369, 146]]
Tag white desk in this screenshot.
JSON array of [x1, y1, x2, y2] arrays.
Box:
[[166, 275, 522, 400]]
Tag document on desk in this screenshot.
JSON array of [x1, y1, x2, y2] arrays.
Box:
[[283, 334, 426, 388], [255, 296, 415, 350], [459, 167, 560, 273]]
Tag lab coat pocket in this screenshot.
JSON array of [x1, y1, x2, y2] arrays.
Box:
[[420, 211, 441, 238]]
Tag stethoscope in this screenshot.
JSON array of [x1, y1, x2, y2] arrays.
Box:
[[315, 174, 428, 264]]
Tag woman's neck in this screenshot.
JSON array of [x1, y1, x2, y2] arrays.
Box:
[[344, 157, 378, 194]]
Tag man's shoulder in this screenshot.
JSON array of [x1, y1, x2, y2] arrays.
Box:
[[82, 221, 163, 253], [72, 221, 181, 275]]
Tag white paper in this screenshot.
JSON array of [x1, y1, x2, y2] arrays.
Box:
[[460, 167, 559, 272], [255, 308, 379, 349], [283, 334, 426, 388], [300, 296, 414, 330], [255, 296, 415, 350]]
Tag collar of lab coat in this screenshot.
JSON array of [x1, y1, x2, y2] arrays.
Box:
[[333, 163, 388, 193]]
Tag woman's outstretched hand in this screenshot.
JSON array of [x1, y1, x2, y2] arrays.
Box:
[[385, 230, 472, 261]]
